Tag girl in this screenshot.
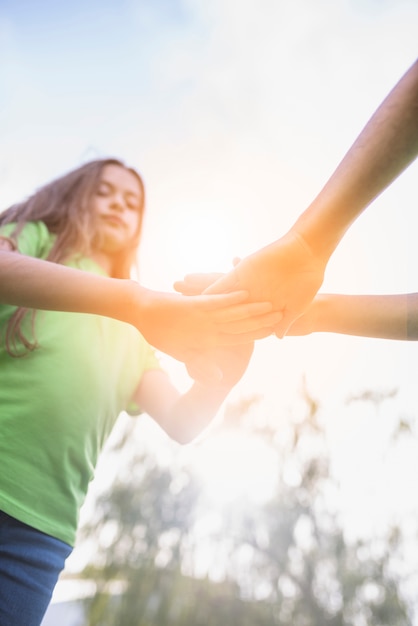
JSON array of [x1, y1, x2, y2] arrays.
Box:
[[0, 158, 280, 626]]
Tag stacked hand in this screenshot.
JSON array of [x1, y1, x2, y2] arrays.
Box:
[[174, 230, 326, 339], [185, 342, 254, 390], [130, 285, 282, 384]]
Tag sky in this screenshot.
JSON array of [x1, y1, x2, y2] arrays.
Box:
[[1, 0, 418, 606]]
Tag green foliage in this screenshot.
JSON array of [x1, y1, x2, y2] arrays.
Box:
[[77, 388, 413, 625]]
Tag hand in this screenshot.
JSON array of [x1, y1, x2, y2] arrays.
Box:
[[200, 231, 326, 337], [174, 272, 225, 296], [173, 272, 261, 383], [0, 236, 17, 252], [131, 286, 281, 374], [173, 258, 242, 297], [185, 342, 254, 389], [284, 299, 318, 336]]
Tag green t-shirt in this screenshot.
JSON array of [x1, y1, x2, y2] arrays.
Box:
[[0, 222, 161, 546]]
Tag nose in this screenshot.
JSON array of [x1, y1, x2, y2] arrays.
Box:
[[109, 193, 125, 211]]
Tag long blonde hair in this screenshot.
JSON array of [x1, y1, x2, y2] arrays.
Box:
[[0, 158, 145, 355]]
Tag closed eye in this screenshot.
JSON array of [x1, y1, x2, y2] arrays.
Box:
[[96, 182, 111, 196], [126, 196, 140, 210], [96, 180, 141, 210]]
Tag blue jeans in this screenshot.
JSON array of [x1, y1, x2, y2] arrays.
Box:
[[0, 510, 72, 626]]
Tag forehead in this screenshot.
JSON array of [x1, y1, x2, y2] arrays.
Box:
[[99, 164, 142, 198]]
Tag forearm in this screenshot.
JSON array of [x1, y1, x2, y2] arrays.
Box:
[[0, 250, 142, 323], [310, 293, 418, 340], [163, 382, 231, 444], [292, 59, 418, 261]]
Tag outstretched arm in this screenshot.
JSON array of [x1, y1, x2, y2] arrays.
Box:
[[0, 250, 280, 367], [292, 57, 418, 262], [201, 58, 418, 336], [286, 293, 418, 341]]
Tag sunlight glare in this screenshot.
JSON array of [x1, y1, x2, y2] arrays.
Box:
[[160, 199, 241, 278]]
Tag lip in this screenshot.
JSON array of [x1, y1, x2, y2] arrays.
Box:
[[101, 215, 125, 228]]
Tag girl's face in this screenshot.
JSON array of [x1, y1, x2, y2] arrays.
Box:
[[91, 164, 143, 256]]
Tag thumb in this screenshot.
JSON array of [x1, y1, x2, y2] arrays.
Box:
[[274, 310, 295, 339], [203, 269, 239, 295]]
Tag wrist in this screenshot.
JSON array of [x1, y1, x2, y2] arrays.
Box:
[[113, 279, 152, 327], [271, 228, 329, 278], [312, 294, 332, 333], [290, 215, 339, 265]]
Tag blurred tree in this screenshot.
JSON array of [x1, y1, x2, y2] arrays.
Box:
[[195, 381, 412, 625], [77, 385, 413, 625]]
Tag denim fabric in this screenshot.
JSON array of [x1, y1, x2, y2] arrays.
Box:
[[0, 511, 72, 626]]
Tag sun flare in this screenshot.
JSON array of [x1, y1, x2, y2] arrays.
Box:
[[159, 199, 243, 279]]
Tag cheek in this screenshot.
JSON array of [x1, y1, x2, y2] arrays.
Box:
[[91, 197, 105, 217], [128, 213, 141, 236]]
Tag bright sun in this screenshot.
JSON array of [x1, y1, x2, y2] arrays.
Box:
[[157, 199, 243, 280]]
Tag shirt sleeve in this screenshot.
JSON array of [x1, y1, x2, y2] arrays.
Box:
[[126, 341, 163, 416], [0, 221, 54, 259]]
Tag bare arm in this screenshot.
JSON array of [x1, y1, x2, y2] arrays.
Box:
[[203, 59, 418, 337], [132, 343, 253, 444], [286, 293, 418, 340], [293, 58, 418, 261], [0, 250, 280, 366], [0, 249, 134, 317]]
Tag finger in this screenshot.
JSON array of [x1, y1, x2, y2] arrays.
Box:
[[212, 301, 273, 323], [218, 310, 283, 334], [274, 310, 296, 338], [203, 269, 239, 295], [217, 327, 277, 344], [174, 272, 224, 295], [197, 290, 249, 310], [173, 282, 203, 296], [185, 272, 224, 286]]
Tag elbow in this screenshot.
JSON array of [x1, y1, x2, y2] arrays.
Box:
[[161, 421, 194, 445], [171, 430, 197, 446]]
